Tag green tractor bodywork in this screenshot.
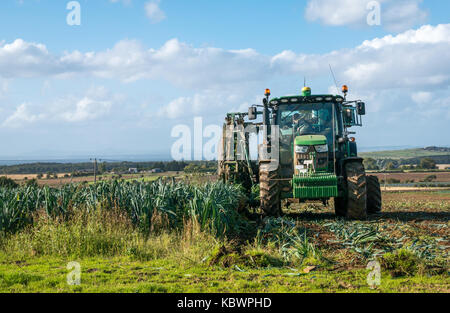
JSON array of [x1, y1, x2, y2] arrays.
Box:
[[291, 135, 338, 199], [219, 87, 382, 219]]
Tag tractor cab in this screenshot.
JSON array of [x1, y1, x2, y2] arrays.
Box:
[[266, 88, 343, 201]]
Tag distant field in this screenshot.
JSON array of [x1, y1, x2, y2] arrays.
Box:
[[4, 171, 450, 189], [360, 148, 450, 160], [373, 172, 450, 183], [3, 172, 180, 187], [4, 174, 42, 180], [384, 186, 450, 192]]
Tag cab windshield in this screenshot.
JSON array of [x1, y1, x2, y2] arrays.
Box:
[[279, 102, 335, 146]]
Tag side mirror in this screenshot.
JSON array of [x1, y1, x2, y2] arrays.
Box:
[[357, 102, 366, 115], [248, 107, 257, 120]]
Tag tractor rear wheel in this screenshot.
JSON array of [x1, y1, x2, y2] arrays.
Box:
[[334, 161, 367, 219], [259, 163, 281, 217], [366, 175, 382, 214]]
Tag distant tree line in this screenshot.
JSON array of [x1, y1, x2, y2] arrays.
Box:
[[183, 162, 217, 173], [424, 146, 450, 152], [364, 157, 444, 171], [0, 160, 218, 175]]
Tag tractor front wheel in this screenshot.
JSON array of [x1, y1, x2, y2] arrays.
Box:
[[259, 163, 281, 217], [334, 161, 368, 219]]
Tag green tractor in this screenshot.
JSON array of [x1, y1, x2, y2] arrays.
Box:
[[218, 86, 382, 219]]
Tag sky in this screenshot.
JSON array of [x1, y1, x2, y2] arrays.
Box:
[[0, 0, 449, 160]]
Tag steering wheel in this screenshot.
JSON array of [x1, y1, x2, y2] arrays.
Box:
[[296, 123, 314, 135]]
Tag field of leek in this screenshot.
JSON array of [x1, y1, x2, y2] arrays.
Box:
[[0, 180, 448, 293], [0, 181, 244, 236]]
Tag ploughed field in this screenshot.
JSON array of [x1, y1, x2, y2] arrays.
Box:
[[371, 171, 450, 183], [0, 180, 448, 293]]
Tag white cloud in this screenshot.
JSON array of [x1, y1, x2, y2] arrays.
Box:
[[158, 91, 252, 120], [0, 39, 58, 78], [1, 86, 119, 127], [382, 0, 428, 32], [159, 96, 187, 119], [1, 24, 449, 104], [60, 97, 112, 122], [305, 0, 428, 32], [359, 24, 450, 49], [0, 37, 269, 89], [2, 103, 45, 128], [305, 0, 371, 26], [411, 91, 432, 104], [405, 93, 450, 121], [145, 0, 166, 24], [271, 24, 450, 91], [55, 86, 118, 122], [155, 23, 450, 124]]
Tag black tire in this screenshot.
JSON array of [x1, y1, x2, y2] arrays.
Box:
[[334, 197, 346, 217], [259, 163, 281, 217], [334, 162, 367, 219], [367, 175, 382, 214]]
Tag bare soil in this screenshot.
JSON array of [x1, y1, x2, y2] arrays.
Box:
[[372, 172, 450, 182]]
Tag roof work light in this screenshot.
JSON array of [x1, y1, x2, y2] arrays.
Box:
[[302, 87, 311, 97], [342, 85, 349, 94]]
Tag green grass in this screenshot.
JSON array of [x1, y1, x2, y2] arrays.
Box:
[[1, 254, 448, 293], [0, 205, 447, 293]]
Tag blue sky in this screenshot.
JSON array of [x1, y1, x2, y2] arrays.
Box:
[[0, 0, 449, 160]]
